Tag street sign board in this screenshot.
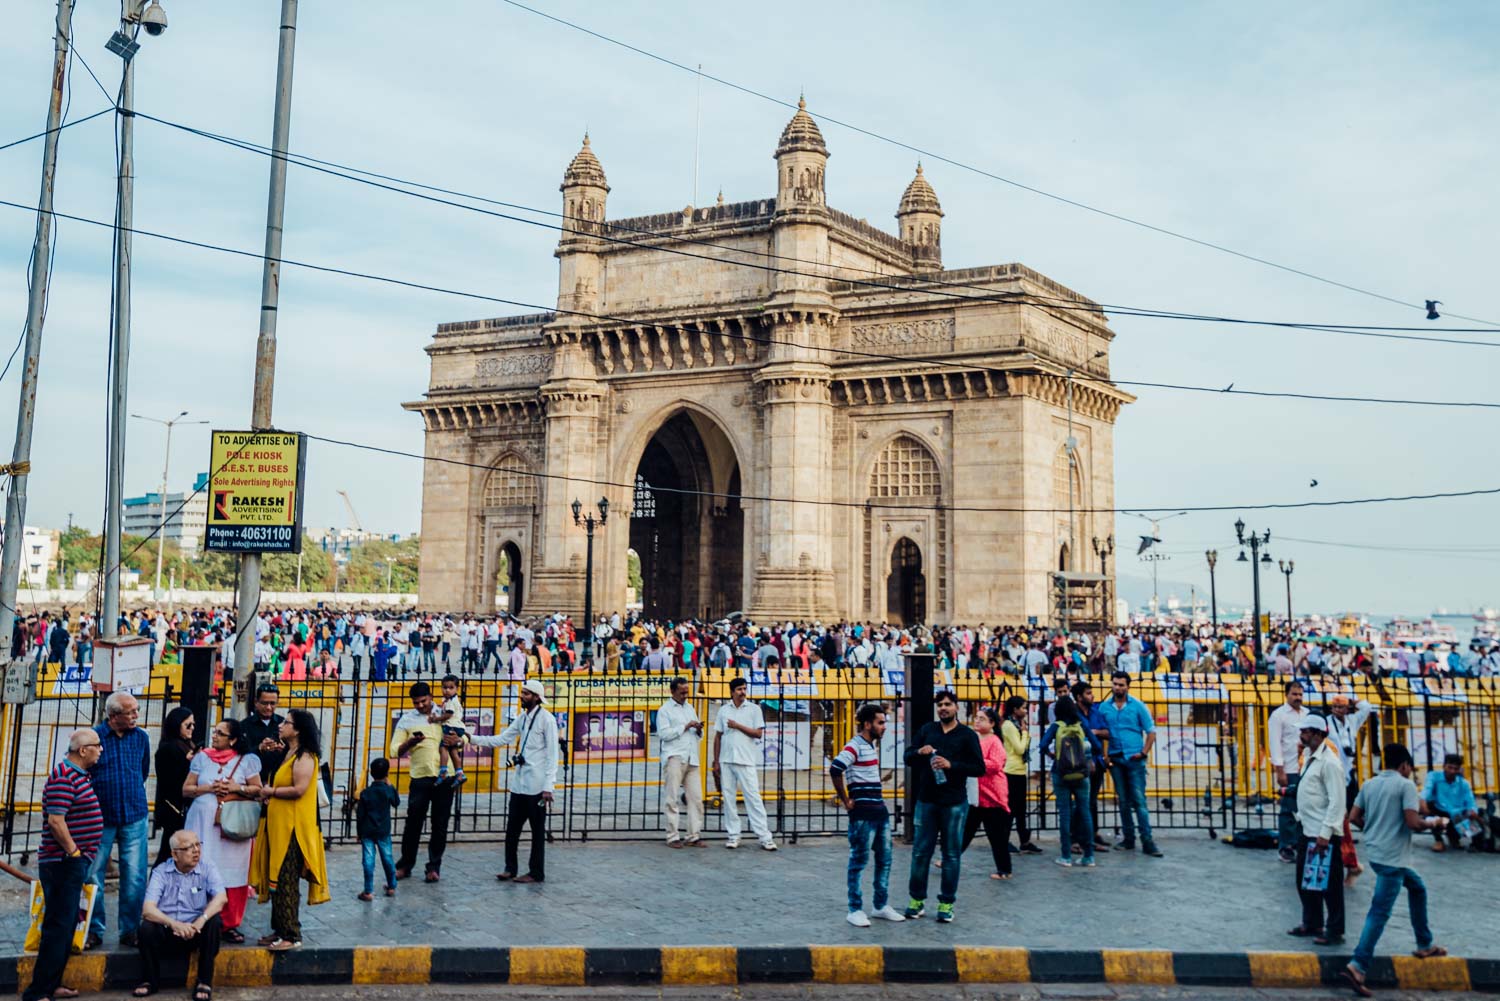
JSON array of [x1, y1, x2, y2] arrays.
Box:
[[204, 430, 306, 553]]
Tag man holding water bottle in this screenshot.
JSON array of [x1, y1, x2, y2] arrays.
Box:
[[1288, 715, 1348, 945], [903, 690, 985, 924]]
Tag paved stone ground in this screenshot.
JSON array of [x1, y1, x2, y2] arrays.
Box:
[[3, 833, 1495, 958], [176, 985, 1497, 1000]]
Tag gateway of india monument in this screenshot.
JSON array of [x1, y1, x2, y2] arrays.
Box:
[[406, 101, 1131, 626]]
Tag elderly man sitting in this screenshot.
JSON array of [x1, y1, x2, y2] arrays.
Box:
[[134, 830, 226, 1000]]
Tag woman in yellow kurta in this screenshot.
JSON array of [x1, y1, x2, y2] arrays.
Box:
[[249, 708, 328, 950]]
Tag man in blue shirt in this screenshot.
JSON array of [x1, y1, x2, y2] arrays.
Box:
[[1183, 636, 1201, 669], [1072, 681, 1113, 854], [1422, 753, 1479, 852], [1097, 671, 1162, 857], [86, 691, 152, 950], [138, 830, 227, 1000]]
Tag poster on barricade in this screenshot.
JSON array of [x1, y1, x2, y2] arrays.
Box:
[[1155, 674, 1228, 704], [571, 709, 647, 760], [1407, 676, 1468, 703], [1152, 725, 1222, 768], [51, 662, 93, 697], [760, 721, 812, 770], [556, 674, 673, 708]]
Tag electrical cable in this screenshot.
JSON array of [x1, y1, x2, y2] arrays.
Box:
[[134, 110, 1500, 349], [495, 0, 1500, 329], [0, 106, 113, 155], [300, 429, 1500, 517], [1, 196, 1497, 412]]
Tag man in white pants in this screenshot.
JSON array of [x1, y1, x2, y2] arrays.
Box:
[[657, 676, 704, 846], [712, 675, 777, 850]]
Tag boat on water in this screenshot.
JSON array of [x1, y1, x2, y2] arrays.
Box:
[[1384, 617, 1458, 646], [1475, 608, 1499, 639]]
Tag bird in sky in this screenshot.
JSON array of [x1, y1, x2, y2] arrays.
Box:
[[1309, 478, 1319, 488], [1137, 535, 1157, 555], [1223, 382, 1235, 392], [1426, 300, 1442, 320]]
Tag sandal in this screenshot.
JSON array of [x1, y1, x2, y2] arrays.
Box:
[[1340, 967, 1373, 998], [267, 937, 301, 952], [132, 985, 157, 998], [221, 927, 245, 945], [1413, 946, 1449, 959], [193, 985, 212, 1001]]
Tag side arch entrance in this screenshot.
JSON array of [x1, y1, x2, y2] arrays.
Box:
[[626, 409, 744, 621], [887, 537, 926, 625], [496, 539, 524, 614]]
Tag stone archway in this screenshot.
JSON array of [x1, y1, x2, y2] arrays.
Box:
[[496, 539, 525, 614], [627, 409, 744, 620], [887, 537, 926, 625]]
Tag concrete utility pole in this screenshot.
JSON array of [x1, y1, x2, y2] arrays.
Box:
[[234, 0, 299, 689], [0, 0, 75, 663]]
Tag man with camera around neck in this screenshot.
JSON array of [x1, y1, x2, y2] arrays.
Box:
[[469, 679, 560, 884]]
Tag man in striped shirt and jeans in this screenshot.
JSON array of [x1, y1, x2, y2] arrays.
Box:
[[24, 729, 104, 1001], [829, 703, 905, 928]]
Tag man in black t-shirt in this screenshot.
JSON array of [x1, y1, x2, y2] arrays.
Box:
[[903, 689, 984, 923], [239, 684, 286, 783]]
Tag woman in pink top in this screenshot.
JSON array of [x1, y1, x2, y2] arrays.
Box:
[[961, 705, 1013, 878]]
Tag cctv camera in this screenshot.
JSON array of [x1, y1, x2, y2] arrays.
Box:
[[140, 1, 167, 35]]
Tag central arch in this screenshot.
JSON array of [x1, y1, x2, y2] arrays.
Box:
[[496, 540, 524, 613], [888, 537, 926, 625], [626, 408, 744, 620]]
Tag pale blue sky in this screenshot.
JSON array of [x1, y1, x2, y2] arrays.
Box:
[[0, 1, 1495, 614]]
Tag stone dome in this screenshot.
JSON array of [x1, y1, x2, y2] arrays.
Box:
[[897, 163, 942, 217], [561, 133, 609, 190], [775, 98, 828, 157]]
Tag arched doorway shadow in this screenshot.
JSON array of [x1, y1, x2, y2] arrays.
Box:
[[627, 409, 743, 620], [887, 537, 925, 625], [496, 540, 524, 614]]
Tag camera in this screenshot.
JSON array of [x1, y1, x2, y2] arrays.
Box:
[[508, 753, 527, 768]]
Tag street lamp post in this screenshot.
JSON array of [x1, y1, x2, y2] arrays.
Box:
[[1205, 550, 1219, 630], [1234, 519, 1273, 670], [1091, 534, 1114, 625], [572, 496, 609, 666], [1140, 551, 1170, 619], [102, 0, 170, 641], [1278, 559, 1295, 633], [131, 411, 206, 607]]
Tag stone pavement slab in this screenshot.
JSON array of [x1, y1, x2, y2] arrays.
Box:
[[3, 833, 1496, 956]]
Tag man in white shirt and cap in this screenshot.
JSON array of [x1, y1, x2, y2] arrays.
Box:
[[468, 679, 559, 883], [1288, 714, 1348, 946]]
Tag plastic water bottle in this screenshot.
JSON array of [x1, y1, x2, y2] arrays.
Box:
[[931, 755, 947, 785]]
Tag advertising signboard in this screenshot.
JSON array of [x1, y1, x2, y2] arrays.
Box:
[[204, 430, 306, 553]]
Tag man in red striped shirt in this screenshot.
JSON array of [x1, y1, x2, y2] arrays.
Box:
[[24, 729, 104, 1001], [830, 703, 905, 928]]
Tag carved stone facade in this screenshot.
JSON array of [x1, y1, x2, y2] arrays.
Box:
[[406, 103, 1132, 624]]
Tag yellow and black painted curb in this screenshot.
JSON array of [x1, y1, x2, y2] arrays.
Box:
[[6, 945, 1494, 992]]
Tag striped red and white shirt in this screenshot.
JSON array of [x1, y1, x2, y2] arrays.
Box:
[[40, 759, 103, 863]]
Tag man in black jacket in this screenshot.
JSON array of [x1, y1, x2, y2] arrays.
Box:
[[903, 689, 985, 923]]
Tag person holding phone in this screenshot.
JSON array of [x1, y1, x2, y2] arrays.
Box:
[[389, 681, 457, 883]]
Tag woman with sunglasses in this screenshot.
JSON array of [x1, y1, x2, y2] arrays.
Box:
[[182, 718, 262, 944]]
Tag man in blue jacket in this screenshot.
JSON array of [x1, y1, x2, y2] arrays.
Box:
[[1098, 671, 1162, 857]]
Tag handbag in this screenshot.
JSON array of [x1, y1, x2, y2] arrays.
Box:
[[211, 756, 260, 841]]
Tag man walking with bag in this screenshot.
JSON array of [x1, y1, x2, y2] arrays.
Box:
[[1288, 715, 1347, 945]]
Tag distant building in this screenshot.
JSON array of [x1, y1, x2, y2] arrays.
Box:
[[73, 568, 141, 591], [309, 527, 402, 557], [123, 472, 210, 555], [21, 526, 59, 588]]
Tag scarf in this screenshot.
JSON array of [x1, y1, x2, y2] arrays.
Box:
[[204, 745, 238, 766]]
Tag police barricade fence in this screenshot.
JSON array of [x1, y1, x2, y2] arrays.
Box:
[[2, 659, 1497, 856]]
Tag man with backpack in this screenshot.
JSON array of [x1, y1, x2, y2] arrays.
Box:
[[1041, 696, 1103, 867], [903, 690, 985, 923], [1098, 671, 1163, 857]]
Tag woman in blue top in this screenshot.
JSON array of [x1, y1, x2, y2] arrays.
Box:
[[1041, 696, 1104, 868]]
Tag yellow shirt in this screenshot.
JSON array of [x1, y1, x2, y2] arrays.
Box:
[[390, 710, 444, 781], [1001, 719, 1031, 776], [250, 753, 329, 906]]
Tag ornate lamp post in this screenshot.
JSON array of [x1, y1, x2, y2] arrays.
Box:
[[1278, 559, 1295, 633], [1234, 519, 1273, 669], [1092, 534, 1115, 625], [1205, 549, 1219, 629], [572, 496, 609, 665]]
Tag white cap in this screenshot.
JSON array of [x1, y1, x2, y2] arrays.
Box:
[[521, 679, 547, 702], [1299, 714, 1327, 733]]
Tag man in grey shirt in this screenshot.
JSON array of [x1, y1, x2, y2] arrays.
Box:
[[1343, 743, 1450, 997]]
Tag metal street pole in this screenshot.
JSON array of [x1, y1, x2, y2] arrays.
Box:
[[573, 497, 608, 666], [235, 0, 298, 690], [1235, 520, 1272, 669], [1205, 550, 1218, 629], [1279, 560, 1294, 632], [0, 0, 74, 663]]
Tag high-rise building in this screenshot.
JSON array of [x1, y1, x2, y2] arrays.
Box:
[[123, 471, 210, 555]]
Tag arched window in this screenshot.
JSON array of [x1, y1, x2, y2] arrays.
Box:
[[482, 455, 537, 508], [1053, 445, 1083, 512], [869, 434, 941, 499]]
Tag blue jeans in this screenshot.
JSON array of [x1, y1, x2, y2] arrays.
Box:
[[87, 815, 149, 940], [1351, 863, 1431, 974], [362, 836, 396, 894], [846, 815, 892, 912], [1109, 756, 1154, 845], [1056, 775, 1095, 860], [908, 799, 968, 905]]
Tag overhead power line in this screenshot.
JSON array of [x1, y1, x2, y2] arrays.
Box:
[[134, 110, 1500, 350], [496, 0, 1500, 329], [0, 105, 112, 155], [302, 430, 1500, 517], [2, 195, 1498, 412]]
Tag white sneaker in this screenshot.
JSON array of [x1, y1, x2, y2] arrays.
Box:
[[870, 905, 906, 922], [846, 910, 871, 928], [724, 839, 740, 849], [760, 840, 778, 851]]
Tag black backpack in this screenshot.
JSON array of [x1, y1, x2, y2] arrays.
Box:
[[1055, 722, 1091, 785]]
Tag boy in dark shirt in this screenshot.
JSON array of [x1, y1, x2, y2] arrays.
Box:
[[356, 757, 401, 901], [903, 689, 985, 922]]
